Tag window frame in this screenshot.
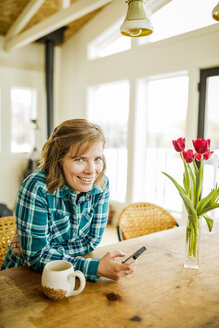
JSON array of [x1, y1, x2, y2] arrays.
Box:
[[197, 66, 219, 138]]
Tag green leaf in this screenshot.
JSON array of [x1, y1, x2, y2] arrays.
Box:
[[197, 190, 214, 213], [198, 203, 219, 216], [197, 185, 219, 214], [203, 215, 214, 232], [179, 192, 196, 216], [162, 172, 186, 195], [162, 172, 197, 216], [209, 185, 219, 206], [183, 172, 188, 194]]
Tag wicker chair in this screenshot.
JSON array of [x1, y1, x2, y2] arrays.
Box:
[[117, 202, 178, 241], [0, 216, 16, 266]]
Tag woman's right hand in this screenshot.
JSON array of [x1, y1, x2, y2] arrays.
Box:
[[97, 251, 137, 281]]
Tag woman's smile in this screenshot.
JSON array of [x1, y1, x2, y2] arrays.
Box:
[[77, 176, 96, 184]]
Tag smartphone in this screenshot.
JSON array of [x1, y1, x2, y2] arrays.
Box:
[[122, 246, 146, 264]]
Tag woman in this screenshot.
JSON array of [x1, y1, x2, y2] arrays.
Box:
[[1, 119, 136, 281]]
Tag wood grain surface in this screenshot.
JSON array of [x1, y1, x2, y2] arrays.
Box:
[[0, 223, 219, 328]]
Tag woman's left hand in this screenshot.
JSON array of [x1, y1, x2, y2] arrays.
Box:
[[12, 230, 23, 256]]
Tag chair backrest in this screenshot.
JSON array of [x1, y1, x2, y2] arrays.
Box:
[[117, 202, 178, 241], [0, 216, 16, 266]]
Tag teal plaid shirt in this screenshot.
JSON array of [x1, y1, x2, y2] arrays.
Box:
[[1, 169, 110, 282]]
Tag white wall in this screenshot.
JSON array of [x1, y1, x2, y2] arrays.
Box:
[[0, 37, 45, 211], [60, 1, 219, 223]]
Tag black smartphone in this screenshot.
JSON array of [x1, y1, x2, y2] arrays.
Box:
[[122, 246, 146, 264]]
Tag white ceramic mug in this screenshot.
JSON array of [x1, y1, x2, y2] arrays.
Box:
[[42, 260, 86, 300]]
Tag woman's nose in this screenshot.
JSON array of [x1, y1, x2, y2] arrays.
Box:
[[84, 161, 95, 173]]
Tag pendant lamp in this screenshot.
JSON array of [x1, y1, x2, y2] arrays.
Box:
[[120, 0, 154, 37], [212, 2, 219, 21]]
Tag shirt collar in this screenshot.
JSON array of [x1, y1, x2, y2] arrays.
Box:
[[54, 183, 102, 198]]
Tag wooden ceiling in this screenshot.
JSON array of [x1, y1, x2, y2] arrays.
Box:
[[0, 0, 171, 51], [0, 0, 109, 47]]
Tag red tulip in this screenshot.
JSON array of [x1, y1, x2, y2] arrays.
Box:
[[194, 151, 214, 161], [203, 150, 214, 160], [192, 138, 210, 154], [182, 149, 194, 163], [172, 138, 185, 152]]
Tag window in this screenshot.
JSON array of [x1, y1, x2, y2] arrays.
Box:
[[139, 0, 217, 45], [87, 81, 130, 201], [143, 75, 189, 217], [11, 87, 37, 153], [87, 21, 131, 60]]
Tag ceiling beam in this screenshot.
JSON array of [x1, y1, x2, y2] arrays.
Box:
[[5, 0, 45, 41], [61, 0, 71, 9], [4, 0, 113, 51]]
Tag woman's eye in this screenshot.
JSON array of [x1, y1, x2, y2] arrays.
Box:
[[95, 157, 103, 162], [74, 158, 84, 162]]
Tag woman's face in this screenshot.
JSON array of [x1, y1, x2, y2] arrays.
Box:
[[62, 142, 104, 193]]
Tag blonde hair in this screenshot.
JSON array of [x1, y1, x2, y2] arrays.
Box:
[[38, 119, 106, 193]]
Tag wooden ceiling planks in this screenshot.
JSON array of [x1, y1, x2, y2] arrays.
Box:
[[0, 0, 106, 43]]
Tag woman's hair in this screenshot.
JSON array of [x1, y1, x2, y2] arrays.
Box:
[[38, 119, 106, 193]]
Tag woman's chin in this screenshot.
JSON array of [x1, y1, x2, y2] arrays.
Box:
[[76, 182, 94, 193]]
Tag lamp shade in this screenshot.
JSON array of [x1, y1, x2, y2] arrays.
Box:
[[212, 2, 219, 21], [120, 0, 154, 37]]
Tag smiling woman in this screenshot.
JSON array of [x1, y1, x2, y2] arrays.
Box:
[[1, 118, 137, 282]]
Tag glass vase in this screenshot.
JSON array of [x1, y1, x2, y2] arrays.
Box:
[[184, 214, 202, 269]]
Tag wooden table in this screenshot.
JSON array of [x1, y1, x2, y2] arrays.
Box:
[[0, 224, 219, 328]]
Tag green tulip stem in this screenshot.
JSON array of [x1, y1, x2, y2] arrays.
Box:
[[186, 215, 200, 258]]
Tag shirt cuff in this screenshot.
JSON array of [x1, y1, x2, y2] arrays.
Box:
[[75, 257, 100, 282], [83, 258, 100, 282]]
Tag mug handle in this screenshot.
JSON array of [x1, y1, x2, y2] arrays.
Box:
[[68, 271, 86, 296]]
